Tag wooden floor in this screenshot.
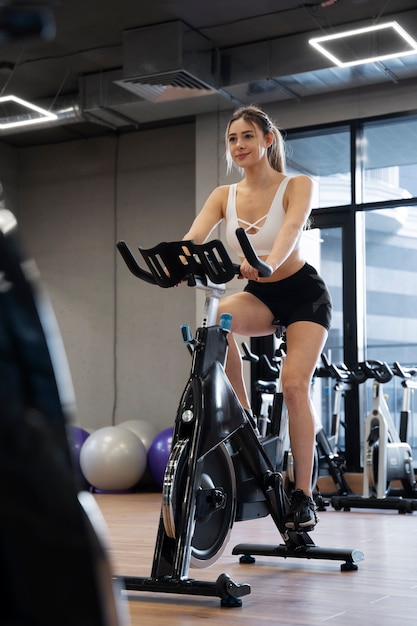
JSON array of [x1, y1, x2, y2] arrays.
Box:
[[96, 491, 417, 626]]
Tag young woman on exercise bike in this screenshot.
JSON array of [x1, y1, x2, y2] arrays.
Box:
[[182, 104, 332, 532]]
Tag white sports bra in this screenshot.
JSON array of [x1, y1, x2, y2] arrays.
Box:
[[225, 177, 291, 256]]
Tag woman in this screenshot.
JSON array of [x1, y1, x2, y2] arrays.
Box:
[[182, 105, 332, 532]]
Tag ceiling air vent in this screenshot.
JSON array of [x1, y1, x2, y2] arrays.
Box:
[[115, 21, 215, 102]]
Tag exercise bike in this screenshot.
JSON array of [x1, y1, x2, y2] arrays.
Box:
[[241, 333, 320, 495], [117, 229, 364, 607], [314, 353, 355, 498], [331, 360, 417, 514], [242, 341, 352, 505]]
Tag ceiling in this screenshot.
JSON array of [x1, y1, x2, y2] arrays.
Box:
[[1, 0, 417, 148]]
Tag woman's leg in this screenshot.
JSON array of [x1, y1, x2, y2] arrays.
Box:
[[283, 320, 328, 497], [217, 291, 276, 409], [223, 332, 252, 409], [220, 293, 328, 530]]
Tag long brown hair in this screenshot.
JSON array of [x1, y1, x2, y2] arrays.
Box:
[[225, 105, 286, 174]]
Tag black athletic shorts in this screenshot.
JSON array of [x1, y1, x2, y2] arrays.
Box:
[[244, 263, 332, 331]]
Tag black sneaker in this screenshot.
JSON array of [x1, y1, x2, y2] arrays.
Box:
[[284, 489, 318, 531]]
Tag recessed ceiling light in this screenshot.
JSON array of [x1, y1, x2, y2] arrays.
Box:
[[309, 21, 417, 68], [0, 95, 58, 130]]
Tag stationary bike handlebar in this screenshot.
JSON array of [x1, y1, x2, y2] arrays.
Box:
[[318, 353, 358, 383], [117, 227, 272, 288], [318, 356, 417, 385], [391, 361, 417, 379], [352, 360, 393, 384]]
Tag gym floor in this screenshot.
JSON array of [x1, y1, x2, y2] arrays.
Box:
[[96, 491, 417, 626]]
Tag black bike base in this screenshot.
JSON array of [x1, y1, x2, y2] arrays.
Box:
[[122, 573, 251, 607], [331, 494, 417, 513], [232, 543, 364, 571]]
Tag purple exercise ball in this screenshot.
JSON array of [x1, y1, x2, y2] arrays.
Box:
[[147, 427, 174, 488], [67, 425, 90, 457], [66, 424, 91, 488]]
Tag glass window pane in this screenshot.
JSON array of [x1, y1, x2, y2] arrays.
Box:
[[364, 206, 417, 461], [362, 116, 417, 203], [286, 128, 351, 208], [303, 226, 345, 447], [364, 206, 417, 363]]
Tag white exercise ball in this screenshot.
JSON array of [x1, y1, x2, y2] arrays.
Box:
[[80, 426, 147, 491], [118, 419, 159, 451]]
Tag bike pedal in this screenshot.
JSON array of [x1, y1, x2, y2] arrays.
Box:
[[286, 525, 314, 532]]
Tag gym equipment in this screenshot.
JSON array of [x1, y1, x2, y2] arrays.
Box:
[[117, 228, 363, 607], [243, 341, 351, 502], [80, 425, 147, 491], [393, 362, 417, 442], [241, 334, 320, 495], [147, 427, 174, 487], [240, 333, 285, 440], [314, 354, 355, 497], [0, 208, 127, 624], [362, 361, 414, 499], [389, 361, 417, 496], [331, 360, 417, 513]]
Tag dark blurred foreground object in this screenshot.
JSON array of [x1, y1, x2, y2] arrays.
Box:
[[0, 2, 56, 44], [0, 204, 129, 626]]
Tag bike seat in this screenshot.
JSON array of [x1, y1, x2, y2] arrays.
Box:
[[255, 380, 278, 394]]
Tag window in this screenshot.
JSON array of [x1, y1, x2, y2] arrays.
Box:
[[286, 127, 351, 208], [361, 116, 417, 204], [364, 206, 417, 364], [361, 205, 417, 460], [284, 112, 417, 469], [305, 226, 345, 448]]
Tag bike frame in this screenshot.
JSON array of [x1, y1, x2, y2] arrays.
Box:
[[117, 232, 363, 606]]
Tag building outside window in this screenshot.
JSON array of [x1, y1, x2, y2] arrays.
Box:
[[285, 114, 417, 466]]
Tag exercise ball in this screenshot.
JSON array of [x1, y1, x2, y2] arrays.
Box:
[[118, 419, 158, 451], [80, 426, 147, 491], [66, 424, 91, 489], [67, 424, 90, 458], [147, 427, 174, 488]]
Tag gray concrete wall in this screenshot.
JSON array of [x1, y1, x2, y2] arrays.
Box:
[[15, 123, 196, 432]]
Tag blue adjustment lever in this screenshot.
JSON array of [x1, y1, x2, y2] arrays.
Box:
[[181, 323, 193, 344]]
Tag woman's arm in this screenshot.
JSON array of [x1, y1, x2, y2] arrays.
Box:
[[266, 174, 313, 272], [183, 185, 227, 243]]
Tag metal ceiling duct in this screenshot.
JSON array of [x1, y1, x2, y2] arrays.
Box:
[[115, 21, 216, 102]]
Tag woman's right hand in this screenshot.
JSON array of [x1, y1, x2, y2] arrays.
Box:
[[239, 258, 261, 281]]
